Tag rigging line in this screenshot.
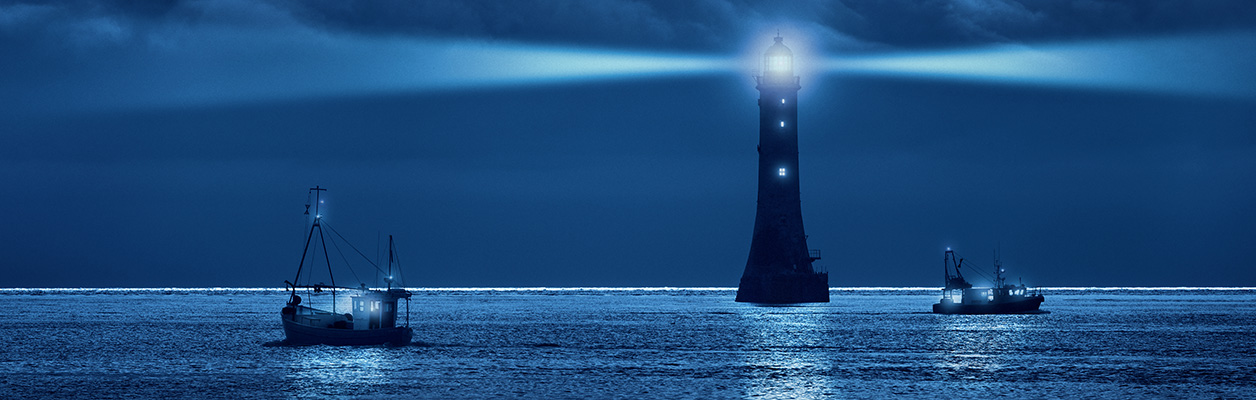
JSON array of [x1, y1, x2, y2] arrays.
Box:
[[955, 252, 996, 283], [325, 229, 364, 286], [959, 255, 997, 270], [306, 228, 318, 288], [322, 221, 391, 276], [971, 271, 995, 283], [291, 223, 317, 292], [317, 224, 336, 289], [390, 238, 408, 288], [965, 265, 995, 282]]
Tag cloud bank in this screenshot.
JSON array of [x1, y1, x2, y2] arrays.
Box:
[[4, 0, 1255, 52]]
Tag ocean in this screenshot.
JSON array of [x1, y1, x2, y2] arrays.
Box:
[[2, 288, 1254, 399]]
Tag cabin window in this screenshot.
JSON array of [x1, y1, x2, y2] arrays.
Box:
[[384, 303, 393, 312], [778, 168, 787, 177], [371, 301, 380, 312], [781, 99, 785, 104], [780, 121, 785, 128]]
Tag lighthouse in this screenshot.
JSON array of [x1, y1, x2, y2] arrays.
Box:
[[735, 36, 829, 304]]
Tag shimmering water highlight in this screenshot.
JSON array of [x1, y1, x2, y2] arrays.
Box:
[[2, 288, 1253, 399]]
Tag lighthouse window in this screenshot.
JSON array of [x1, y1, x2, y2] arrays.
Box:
[[781, 99, 786, 104], [780, 121, 785, 128], [779, 168, 787, 176]]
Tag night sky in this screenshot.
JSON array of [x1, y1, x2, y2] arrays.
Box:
[[3, 0, 1254, 288]]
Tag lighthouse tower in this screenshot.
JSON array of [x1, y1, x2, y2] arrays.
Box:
[[735, 36, 829, 303]]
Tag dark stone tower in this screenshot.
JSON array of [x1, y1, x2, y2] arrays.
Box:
[[735, 36, 829, 303]]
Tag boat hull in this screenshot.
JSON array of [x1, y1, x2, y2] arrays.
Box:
[[282, 317, 412, 346], [933, 295, 1045, 314]]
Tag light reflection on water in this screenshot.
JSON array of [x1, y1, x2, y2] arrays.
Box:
[[737, 304, 836, 399], [282, 346, 403, 398], [2, 289, 1254, 399], [932, 316, 1032, 379]]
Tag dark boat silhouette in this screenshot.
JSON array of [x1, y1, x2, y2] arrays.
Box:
[[280, 186, 413, 346], [932, 248, 1044, 314]]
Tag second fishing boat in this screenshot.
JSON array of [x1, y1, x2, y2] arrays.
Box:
[[932, 248, 1045, 314]]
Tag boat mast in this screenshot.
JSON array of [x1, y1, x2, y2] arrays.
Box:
[[386, 233, 391, 290], [289, 219, 317, 304], [943, 248, 972, 290], [993, 248, 1005, 288], [290, 186, 338, 313]]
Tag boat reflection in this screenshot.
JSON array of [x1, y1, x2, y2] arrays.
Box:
[[931, 314, 1036, 381], [735, 304, 837, 399], [280, 346, 407, 398]]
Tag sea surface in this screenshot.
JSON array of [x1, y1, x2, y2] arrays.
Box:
[[2, 288, 1254, 399]]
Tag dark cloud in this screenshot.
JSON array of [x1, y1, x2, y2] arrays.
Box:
[[5, 0, 1256, 54], [836, 0, 1256, 48], [269, 0, 1256, 50]]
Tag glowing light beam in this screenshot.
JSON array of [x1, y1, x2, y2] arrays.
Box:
[[390, 41, 740, 90], [41, 28, 1255, 114], [223, 38, 736, 107], [53, 29, 740, 112], [824, 32, 1256, 99]]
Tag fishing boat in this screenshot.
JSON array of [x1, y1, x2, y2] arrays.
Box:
[[281, 186, 413, 346], [932, 248, 1044, 314]]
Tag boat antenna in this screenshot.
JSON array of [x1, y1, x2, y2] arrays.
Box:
[[387, 235, 394, 290], [376, 231, 382, 286]]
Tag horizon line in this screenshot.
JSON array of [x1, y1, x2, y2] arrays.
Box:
[[3, 286, 1255, 291]]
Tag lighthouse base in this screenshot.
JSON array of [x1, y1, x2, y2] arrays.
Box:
[[735, 272, 829, 304]]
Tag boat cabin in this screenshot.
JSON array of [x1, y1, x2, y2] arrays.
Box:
[[943, 285, 1034, 305], [350, 289, 411, 330]]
